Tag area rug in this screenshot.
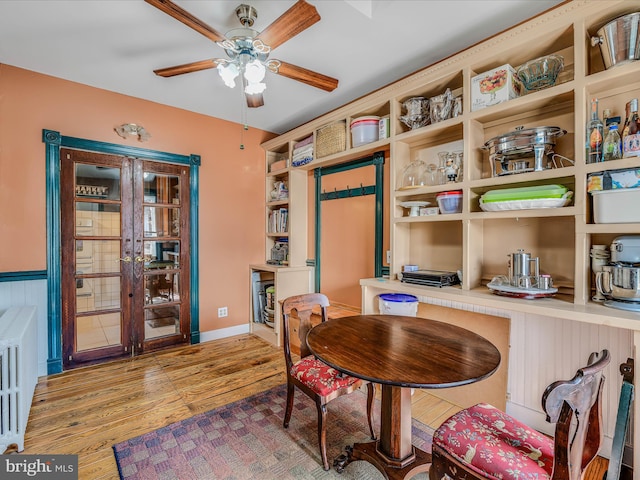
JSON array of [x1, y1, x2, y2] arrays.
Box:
[[113, 384, 433, 479]]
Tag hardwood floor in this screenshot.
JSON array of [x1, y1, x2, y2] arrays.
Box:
[[25, 335, 285, 479], [23, 333, 608, 479]]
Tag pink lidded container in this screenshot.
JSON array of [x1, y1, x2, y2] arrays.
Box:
[[436, 190, 463, 214]]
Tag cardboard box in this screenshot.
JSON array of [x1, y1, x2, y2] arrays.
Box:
[[587, 168, 640, 192], [270, 159, 287, 172], [471, 64, 522, 111]]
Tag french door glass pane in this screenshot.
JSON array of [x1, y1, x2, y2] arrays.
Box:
[[75, 204, 121, 236], [76, 313, 121, 351], [144, 173, 180, 204], [144, 306, 180, 340], [144, 273, 178, 305], [75, 240, 121, 274], [76, 277, 121, 313], [143, 206, 180, 237], [144, 240, 180, 266], [75, 165, 120, 200]]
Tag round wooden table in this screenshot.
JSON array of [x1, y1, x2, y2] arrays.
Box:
[[307, 314, 501, 480]]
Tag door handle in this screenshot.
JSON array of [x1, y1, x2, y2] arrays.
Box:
[[119, 256, 132, 263], [135, 256, 144, 263]]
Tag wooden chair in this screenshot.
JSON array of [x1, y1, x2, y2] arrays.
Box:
[[281, 293, 376, 471], [430, 349, 610, 480]]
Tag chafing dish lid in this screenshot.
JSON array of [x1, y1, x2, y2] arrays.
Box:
[[482, 126, 566, 155]]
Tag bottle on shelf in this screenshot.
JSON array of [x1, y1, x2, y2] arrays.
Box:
[[621, 100, 632, 140], [623, 98, 640, 158], [586, 98, 604, 163], [603, 117, 622, 161], [602, 108, 611, 136]]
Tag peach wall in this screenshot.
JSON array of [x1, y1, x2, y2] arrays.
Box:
[[0, 64, 275, 333]]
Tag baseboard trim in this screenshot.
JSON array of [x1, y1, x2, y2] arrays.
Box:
[[200, 324, 250, 343]]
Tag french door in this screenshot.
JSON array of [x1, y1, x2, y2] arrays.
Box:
[[61, 149, 190, 368]]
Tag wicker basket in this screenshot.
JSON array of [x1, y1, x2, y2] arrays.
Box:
[[316, 121, 346, 158]]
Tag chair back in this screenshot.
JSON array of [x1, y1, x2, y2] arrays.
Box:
[[542, 349, 610, 480], [281, 293, 330, 370]]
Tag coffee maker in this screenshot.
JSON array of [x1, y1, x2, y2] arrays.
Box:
[[508, 249, 540, 289], [487, 248, 556, 298]]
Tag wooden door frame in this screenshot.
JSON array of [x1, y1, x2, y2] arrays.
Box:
[[43, 129, 201, 374]]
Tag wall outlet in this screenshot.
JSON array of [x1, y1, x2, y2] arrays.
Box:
[[386, 250, 391, 264], [218, 307, 228, 318]]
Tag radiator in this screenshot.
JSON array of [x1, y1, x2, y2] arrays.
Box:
[[0, 306, 38, 453]]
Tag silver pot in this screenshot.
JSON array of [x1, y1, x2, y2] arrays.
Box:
[[591, 12, 640, 70], [482, 126, 566, 176], [596, 264, 640, 301]]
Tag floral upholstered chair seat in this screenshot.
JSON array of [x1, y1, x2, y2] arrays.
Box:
[[433, 403, 554, 479], [290, 356, 360, 396], [429, 350, 610, 480]]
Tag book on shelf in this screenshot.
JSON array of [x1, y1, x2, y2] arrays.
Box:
[[268, 207, 288, 233]]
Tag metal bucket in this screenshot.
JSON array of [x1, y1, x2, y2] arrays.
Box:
[[591, 12, 640, 69]]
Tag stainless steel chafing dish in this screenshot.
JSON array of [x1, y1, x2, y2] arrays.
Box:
[[482, 126, 566, 177]]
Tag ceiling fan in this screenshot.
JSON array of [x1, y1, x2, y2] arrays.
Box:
[[145, 0, 339, 108]]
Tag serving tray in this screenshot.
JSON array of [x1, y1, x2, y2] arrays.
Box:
[[487, 281, 557, 299], [480, 191, 573, 211]]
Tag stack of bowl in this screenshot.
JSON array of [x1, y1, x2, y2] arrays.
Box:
[[590, 245, 610, 302]]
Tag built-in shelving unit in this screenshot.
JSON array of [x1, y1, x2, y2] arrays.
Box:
[[261, 0, 640, 330], [260, 1, 640, 464], [250, 144, 313, 347], [249, 264, 313, 347]]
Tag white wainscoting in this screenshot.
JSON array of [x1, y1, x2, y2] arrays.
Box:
[[0, 279, 49, 377], [415, 295, 632, 459]]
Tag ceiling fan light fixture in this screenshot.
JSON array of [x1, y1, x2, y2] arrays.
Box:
[[245, 81, 266, 95], [244, 59, 266, 83], [265, 59, 281, 74], [217, 62, 239, 88]]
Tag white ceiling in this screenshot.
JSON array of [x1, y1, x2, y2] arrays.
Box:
[[0, 0, 563, 134]]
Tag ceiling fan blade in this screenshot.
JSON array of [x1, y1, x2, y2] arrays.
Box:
[[255, 0, 320, 50], [274, 61, 338, 92], [145, 0, 227, 43], [246, 93, 265, 108], [153, 59, 222, 77]]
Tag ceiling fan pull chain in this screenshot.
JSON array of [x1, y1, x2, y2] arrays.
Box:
[[240, 77, 249, 150]]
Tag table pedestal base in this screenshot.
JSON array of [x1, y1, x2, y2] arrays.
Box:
[[334, 441, 432, 480]]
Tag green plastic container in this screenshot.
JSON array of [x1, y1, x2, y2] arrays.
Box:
[[481, 184, 567, 203]]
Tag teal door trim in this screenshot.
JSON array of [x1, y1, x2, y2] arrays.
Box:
[[313, 151, 385, 292], [42, 129, 200, 374]]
